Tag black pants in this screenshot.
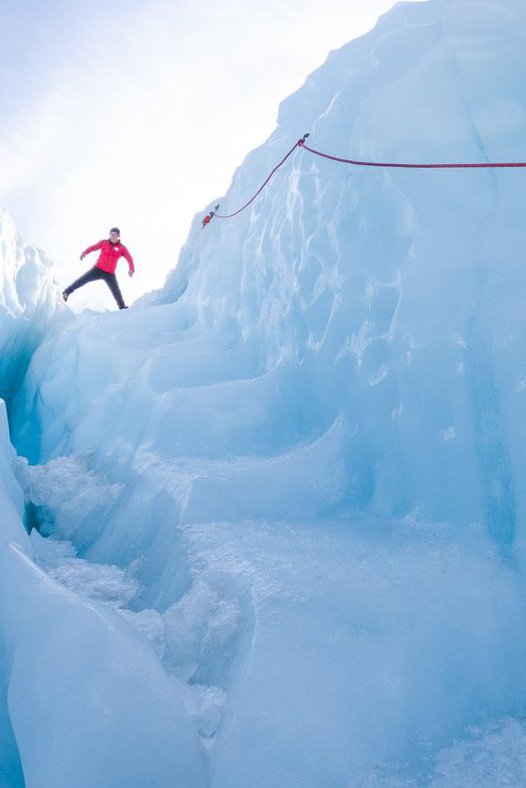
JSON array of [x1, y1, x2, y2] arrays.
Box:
[[64, 266, 126, 309]]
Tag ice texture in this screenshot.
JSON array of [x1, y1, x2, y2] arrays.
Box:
[[0, 209, 61, 410], [4, 0, 526, 784], [0, 405, 206, 786]]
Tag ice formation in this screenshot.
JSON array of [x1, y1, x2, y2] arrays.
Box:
[[3, 0, 526, 784], [0, 209, 60, 410]]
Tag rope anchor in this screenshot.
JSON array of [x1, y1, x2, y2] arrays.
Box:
[[202, 204, 220, 229]]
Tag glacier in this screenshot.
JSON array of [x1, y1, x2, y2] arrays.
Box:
[[3, 0, 526, 784]]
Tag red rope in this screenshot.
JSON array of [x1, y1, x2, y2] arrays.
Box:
[[202, 137, 307, 227], [202, 134, 526, 228], [216, 138, 304, 218], [298, 139, 526, 169]]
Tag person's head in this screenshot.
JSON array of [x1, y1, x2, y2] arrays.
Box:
[[109, 227, 120, 241]]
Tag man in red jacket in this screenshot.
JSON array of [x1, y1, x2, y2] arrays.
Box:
[[62, 227, 135, 310]]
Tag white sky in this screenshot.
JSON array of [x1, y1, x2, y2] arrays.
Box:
[[0, 0, 401, 311]]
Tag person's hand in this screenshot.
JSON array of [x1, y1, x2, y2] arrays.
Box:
[[129, 270, 134, 278], [80, 253, 85, 260]]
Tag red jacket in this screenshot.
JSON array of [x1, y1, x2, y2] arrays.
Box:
[[82, 239, 135, 275]]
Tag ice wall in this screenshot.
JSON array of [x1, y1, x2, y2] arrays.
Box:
[[6, 0, 526, 783], [15, 0, 526, 537]]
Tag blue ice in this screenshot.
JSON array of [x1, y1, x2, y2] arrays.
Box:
[[3, 0, 526, 784]]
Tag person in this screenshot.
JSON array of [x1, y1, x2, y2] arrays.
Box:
[[62, 227, 135, 310]]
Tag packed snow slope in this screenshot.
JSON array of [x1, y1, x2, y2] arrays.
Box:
[[4, 0, 526, 784]]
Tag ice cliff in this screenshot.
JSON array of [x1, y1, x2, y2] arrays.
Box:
[[3, 0, 526, 785]]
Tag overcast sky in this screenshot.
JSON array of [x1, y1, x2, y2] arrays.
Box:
[[0, 0, 404, 310]]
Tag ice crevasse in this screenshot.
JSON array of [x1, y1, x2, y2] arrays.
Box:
[[4, 0, 526, 785]]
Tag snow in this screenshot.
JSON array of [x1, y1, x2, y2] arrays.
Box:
[[3, 0, 526, 784]]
